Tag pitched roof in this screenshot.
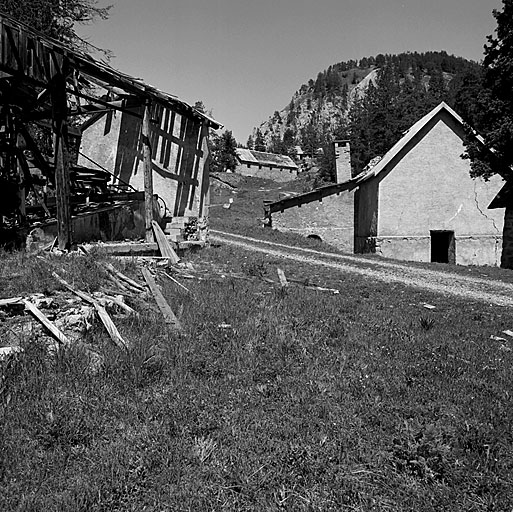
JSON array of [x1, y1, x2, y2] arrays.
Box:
[[236, 149, 298, 170], [267, 102, 480, 213], [357, 101, 474, 181]]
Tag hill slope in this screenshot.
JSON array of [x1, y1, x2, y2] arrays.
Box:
[[250, 51, 484, 176]]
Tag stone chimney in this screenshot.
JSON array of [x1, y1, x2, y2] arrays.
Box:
[[334, 140, 351, 183]]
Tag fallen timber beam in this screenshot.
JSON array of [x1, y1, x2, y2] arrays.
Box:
[[141, 267, 182, 331], [23, 299, 70, 347]]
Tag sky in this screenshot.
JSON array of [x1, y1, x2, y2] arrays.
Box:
[[77, 0, 503, 143]]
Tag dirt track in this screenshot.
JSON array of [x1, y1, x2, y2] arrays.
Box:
[[211, 230, 513, 308]]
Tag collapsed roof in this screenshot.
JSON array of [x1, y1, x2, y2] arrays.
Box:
[[0, 12, 221, 129]]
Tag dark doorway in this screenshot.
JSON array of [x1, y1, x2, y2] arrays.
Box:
[[430, 230, 455, 264]]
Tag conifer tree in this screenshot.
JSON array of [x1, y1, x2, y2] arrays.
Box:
[[210, 130, 238, 172], [253, 129, 266, 152]]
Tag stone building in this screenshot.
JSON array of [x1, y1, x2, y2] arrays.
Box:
[[235, 149, 298, 182], [267, 102, 506, 266]]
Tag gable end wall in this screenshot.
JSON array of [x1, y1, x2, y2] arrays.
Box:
[[371, 113, 504, 265]]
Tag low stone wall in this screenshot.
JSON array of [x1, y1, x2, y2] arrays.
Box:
[[271, 190, 355, 252]]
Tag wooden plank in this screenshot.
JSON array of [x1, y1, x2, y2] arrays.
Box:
[[141, 267, 182, 331], [161, 271, 191, 294], [151, 220, 180, 263], [92, 301, 130, 350], [51, 73, 72, 250], [97, 293, 138, 317], [104, 262, 146, 292], [0, 297, 23, 306], [52, 272, 129, 350], [23, 299, 70, 346], [142, 102, 154, 243], [277, 268, 289, 288], [82, 242, 159, 256]]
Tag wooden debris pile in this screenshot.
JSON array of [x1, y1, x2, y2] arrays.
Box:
[[0, 255, 186, 370]]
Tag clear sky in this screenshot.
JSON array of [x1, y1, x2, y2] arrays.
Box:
[[76, 0, 503, 143]]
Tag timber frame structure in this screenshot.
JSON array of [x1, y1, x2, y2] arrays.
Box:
[[0, 13, 221, 250]]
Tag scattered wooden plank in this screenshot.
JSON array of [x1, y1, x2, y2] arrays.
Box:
[[95, 293, 138, 317], [141, 267, 182, 331], [277, 268, 289, 288], [104, 262, 146, 292], [161, 271, 192, 294], [51, 272, 129, 350], [101, 287, 136, 299], [82, 242, 159, 256], [92, 302, 129, 350], [152, 220, 180, 264], [106, 272, 132, 293], [0, 297, 23, 307], [0, 346, 24, 361], [23, 299, 70, 347]]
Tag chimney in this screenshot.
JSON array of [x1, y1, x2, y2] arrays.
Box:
[[334, 140, 351, 183]]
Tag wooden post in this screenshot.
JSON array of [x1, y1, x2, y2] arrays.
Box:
[[142, 101, 154, 242], [51, 74, 72, 250]]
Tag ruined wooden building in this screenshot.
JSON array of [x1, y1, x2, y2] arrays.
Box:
[[267, 103, 507, 266], [0, 14, 221, 250]]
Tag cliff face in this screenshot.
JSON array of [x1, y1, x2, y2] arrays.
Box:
[[250, 51, 480, 155], [252, 66, 376, 148]]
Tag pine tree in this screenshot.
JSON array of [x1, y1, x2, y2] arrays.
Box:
[[464, 0, 513, 180], [210, 130, 238, 172], [253, 129, 266, 152]]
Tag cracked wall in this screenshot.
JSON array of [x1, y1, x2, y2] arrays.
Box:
[[367, 113, 504, 265]]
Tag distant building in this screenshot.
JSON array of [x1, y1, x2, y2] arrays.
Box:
[[293, 146, 306, 160], [266, 102, 506, 266], [235, 149, 298, 182]]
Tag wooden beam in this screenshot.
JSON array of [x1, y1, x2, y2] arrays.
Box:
[[151, 220, 180, 263], [23, 299, 70, 347], [141, 267, 182, 331], [51, 73, 72, 250], [142, 102, 154, 242]]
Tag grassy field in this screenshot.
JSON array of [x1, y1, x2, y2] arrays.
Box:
[[1, 177, 513, 510]]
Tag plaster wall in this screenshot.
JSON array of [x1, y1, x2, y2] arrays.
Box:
[[372, 113, 504, 265], [271, 189, 355, 251], [371, 235, 502, 266], [236, 163, 297, 182], [79, 104, 210, 221]]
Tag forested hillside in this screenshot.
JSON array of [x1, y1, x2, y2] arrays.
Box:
[[249, 51, 486, 179]]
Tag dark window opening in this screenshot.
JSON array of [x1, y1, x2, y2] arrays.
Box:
[[430, 230, 455, 264]]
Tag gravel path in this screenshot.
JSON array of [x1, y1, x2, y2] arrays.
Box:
[[211, 230, 513, 307]]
